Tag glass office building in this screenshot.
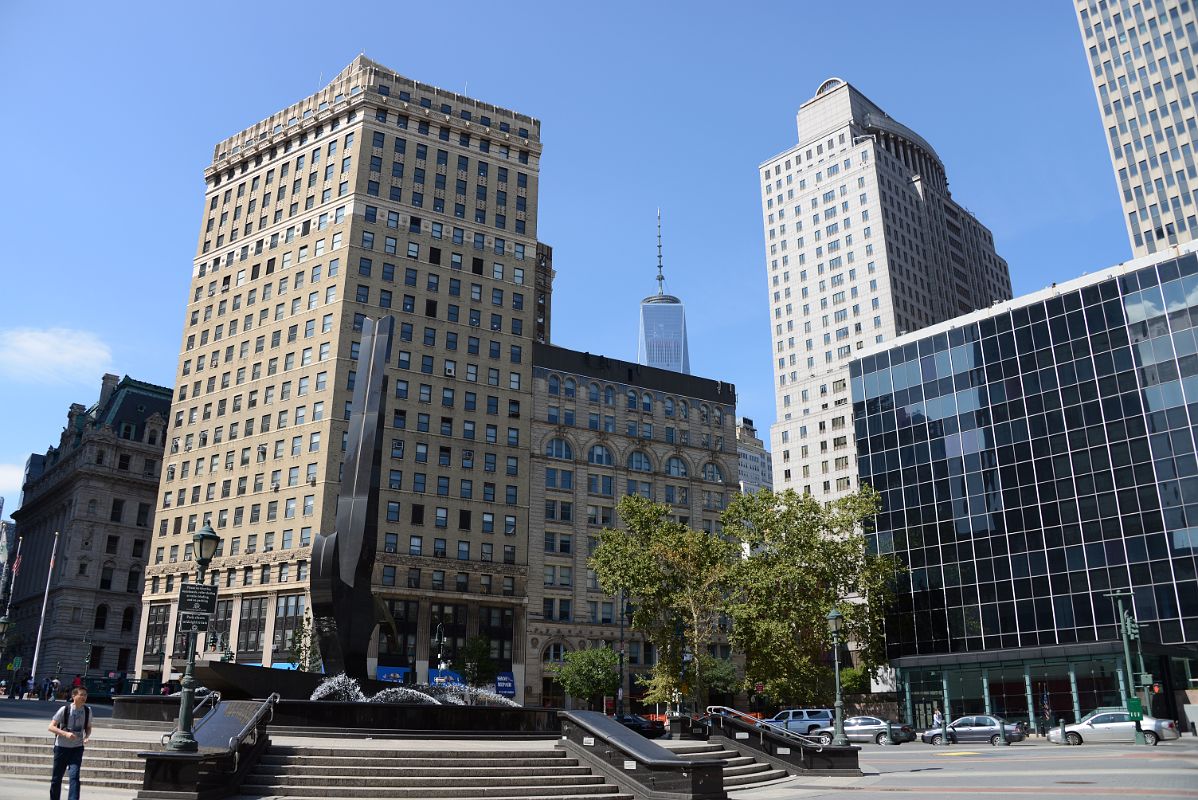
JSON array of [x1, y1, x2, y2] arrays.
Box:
[[851, 246, 1198, 730], [638, 295, 691, 375]]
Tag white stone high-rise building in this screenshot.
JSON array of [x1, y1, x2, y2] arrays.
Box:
[[735, 417, 772, 495], [1074, 0, 1198, 258], [759, 78, 1011, 499]]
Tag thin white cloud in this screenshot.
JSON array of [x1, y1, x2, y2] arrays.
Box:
[[0, 327, 112, 384]]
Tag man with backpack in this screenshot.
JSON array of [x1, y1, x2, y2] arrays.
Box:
[[48, 685, 92, 800]]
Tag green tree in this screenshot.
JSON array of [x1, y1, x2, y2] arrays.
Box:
[[456, 635, 498, 688], [720, 487, 901, 706], [288, 613, 323, 672], [551, 645, 619, 709], [589, 495, 741, 710]]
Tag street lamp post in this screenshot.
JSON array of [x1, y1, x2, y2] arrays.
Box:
[[433, 623, 446, 682], [166, 524, 221, 753], [826, 608, 849, 747], [0, 615, 9, 695], [616, 591, 633, 716]]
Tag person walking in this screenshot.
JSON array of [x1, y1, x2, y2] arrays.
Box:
[[932, 707, 944, 728], [48, 686, 92, 800]]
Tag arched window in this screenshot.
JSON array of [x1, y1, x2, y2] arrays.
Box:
[[588, 445, 613, 466], [700, 404, 710, 424], [702, 462, 724, 483], [588, 382, 601, 402], [548, 375, 561, 395], [563, 378, 576, 398], [627, 451, 652, 472], [642, 393, 652, 413], [543, 642, 569, 662], [94, 604, 109, 630], [545, 438, 573, 460], [664, 397, 675, 417], [679, 401, 689, 420], [626, 390, 638, 410], [665, 457, 688, 477], [714, 407, 723, 426], [604, 386, 615, 405], [121, 607, 135, 632]]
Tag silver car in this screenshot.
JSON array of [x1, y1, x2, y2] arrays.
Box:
[[1047, 708, 1180, 746], [811, 716, 917, 745]]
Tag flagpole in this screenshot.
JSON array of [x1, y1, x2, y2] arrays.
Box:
[[31, 531, 57, 685]]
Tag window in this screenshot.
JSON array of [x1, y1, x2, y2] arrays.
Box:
[[545, 438, 573, 460], [587, 445, 613, 466]]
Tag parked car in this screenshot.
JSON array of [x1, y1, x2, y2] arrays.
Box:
[[613, 713, 667, 739], [812, 716, 916, 745], [919, 715, 1024, 746], [1046, 708, 1179, 746], [761, 708, 834, 735]]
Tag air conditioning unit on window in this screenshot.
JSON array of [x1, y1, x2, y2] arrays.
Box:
[[444, 364, 455, 377], [271, 483, 280, 491]]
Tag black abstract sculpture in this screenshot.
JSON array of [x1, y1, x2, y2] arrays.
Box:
[[311, 315, 394, 679]]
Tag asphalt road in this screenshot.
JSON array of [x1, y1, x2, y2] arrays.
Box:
[[741, 736, 1198, 799]]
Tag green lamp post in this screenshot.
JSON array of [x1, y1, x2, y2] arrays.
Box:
[[166, 523, 221, 752], [826, 608, 849, 747]]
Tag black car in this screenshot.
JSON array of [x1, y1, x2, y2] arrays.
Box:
[[613, 713, 667, 738]]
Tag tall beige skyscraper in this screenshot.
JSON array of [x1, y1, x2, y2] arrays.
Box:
[[1074, 0, 1198, 257], [759, 78, 1011, 499], [136, 57, 550, 701]]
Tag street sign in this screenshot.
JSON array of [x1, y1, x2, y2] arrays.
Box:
[[1126, 697, 1143, 721], [176, 611, 211, 633], [754, 682, 765, 693], [178, 583, 218, 614], [11, 656, 22, 670]]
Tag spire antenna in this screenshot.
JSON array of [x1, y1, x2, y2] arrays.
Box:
[[656, 208, 665, 296]]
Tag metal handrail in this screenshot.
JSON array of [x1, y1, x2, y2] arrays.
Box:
[[227, 692, 280, 754], [191, 691, 222, 730], [161, 691, 222, 745], [706, 705, 825, 750]]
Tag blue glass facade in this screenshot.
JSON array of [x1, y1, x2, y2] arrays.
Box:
[[638, 297, 690, 375], [850, 251, 1198, 725]]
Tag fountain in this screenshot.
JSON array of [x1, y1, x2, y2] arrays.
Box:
[[309, 673, 521, 707]]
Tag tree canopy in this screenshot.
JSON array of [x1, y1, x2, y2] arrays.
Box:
[[551, 645, 620, 709], [589, 487, 901, 708]]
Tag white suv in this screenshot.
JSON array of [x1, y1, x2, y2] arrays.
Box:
[[763, 708, 835, 735]]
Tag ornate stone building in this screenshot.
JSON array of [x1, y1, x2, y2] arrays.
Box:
[[136, 57, 549, 700], [527, 344, 737, 708], [8, 374, 170, 682]]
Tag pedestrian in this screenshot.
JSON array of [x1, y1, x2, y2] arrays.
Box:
[[48, 685, 92, 800], [41, 677, 51, 701], [71, 674, 83, 690], [52, 677, 62, 699], [932, 707, 944, 728], [8, 673, 20, 701]]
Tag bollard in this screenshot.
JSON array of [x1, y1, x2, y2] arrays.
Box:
[[1059, 718, 1068, 745], [884, 720, 894, 746]]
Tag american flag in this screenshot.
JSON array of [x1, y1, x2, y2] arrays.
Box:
[[11, 554, 19, 577]]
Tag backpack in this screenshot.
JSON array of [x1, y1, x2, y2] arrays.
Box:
[[57, 704, 90, 735]]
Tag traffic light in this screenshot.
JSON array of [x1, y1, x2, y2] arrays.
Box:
[[1151, 682, 1163, 695], [1123, 612, 1140, 640]]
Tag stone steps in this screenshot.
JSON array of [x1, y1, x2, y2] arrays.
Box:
[[246, 743, 632, 800], [0, 735, 146, 790], [663, 740, 789, 788]]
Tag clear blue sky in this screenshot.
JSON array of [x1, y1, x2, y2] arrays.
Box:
[[0, 0, 1128, 517]]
